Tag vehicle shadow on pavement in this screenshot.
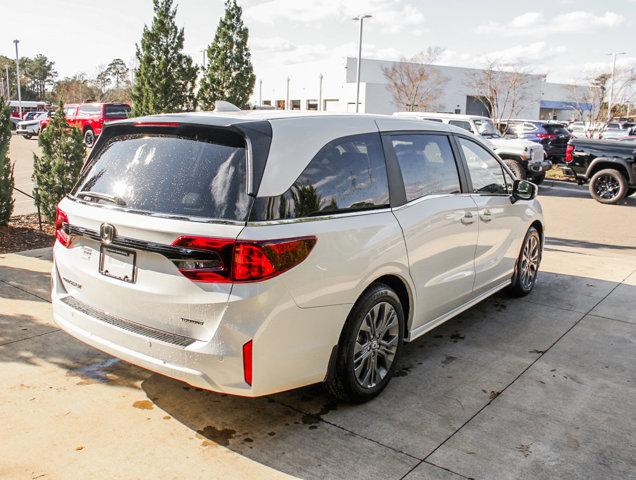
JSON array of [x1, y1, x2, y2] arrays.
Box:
[[136, 269, 634, 480], [539, 186, 636, 205]]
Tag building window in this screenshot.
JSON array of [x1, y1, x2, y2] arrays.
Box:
[[276, 100, 285, 110], [262, 100, 271, 106], [291, 100, 301, 110], [306, 100, 318, 111]]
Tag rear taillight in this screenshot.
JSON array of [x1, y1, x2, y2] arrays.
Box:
[[243, 340, 253, 386], [55, 207, 70, 247], [565, 144, 574, 163], [537, 133, 556, 140], [171, 236, 316, 283]]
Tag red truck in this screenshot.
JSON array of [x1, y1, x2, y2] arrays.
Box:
[[40, 102, 131, 147]]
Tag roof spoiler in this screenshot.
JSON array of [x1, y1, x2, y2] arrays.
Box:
[[214, 101, 241, 112]]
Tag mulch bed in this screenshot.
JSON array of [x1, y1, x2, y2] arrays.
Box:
[[0, 214, 55, 254]]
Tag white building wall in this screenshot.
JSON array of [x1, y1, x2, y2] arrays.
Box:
[[252, 57, 581, 121]]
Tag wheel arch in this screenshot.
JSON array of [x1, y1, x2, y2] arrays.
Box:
[[586, 158, 632, 184]]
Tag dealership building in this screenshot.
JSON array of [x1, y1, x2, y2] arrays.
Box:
[[252, 57, 590, 121]]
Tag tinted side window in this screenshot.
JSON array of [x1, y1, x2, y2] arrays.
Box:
[[250, 133, 389, 220], [458, 138, 507, 195], [78, 104, 101, 116], [448, 120, 473, 132], [392, 134, 461, 201]]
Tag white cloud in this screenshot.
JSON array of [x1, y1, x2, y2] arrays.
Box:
[[476, 10, 624, 36], [245, 0, 426, 34]]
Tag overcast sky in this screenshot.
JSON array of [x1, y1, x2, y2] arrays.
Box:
[[1, 0, 634, 85]]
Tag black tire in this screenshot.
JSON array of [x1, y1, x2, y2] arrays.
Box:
[[507, 227, 541, 297], [326, 283, 405, 403], [83, 128, 96, 147], [589, 168, 628, 204], [504, 159, 526, 180], [531, 173, 546, 185], [24, 133, 33, 140]]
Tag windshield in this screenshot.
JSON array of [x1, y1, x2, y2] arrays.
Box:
[[74, 131, 250, 221], [474, 118, 501, 138]]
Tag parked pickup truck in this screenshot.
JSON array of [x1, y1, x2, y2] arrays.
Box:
[[562, 138, 636, 204], [393, 112, 550, 183]]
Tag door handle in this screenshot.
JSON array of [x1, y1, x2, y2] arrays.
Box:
[[460, 211, 475, 225], [480, 209, 492, 222]]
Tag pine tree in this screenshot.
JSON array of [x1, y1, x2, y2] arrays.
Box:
[[131, 0, 198, 116], [0, 97, 15, 226], [32, 102, 85, 221], [198, 0, 256, 109]]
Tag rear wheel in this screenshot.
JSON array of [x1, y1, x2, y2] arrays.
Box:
[[508, 227, 541, 297], [83, 128, 96, 147], [589, 169, 628, 204], [504, 159, 526, 180], [326, 283, 405, 403]]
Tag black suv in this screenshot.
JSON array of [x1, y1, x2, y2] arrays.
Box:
[[502, 120, 571, 161]]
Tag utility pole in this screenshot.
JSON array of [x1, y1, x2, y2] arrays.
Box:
[[318, 73, 323, 111], [353, 15, 371, 113], [13, 39, 22, 118], [606, 51, 626, 121], [285, 76, 290, 110]]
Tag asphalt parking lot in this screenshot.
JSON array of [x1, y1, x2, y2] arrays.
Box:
[[1, 137, 635, 480]]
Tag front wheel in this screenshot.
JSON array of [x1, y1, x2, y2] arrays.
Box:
[[508, 227, 541, 297], [83, 128, 96, 147], [589, 169, 628, 204], [326, 283, 405, 403]]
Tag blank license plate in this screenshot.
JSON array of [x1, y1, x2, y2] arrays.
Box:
[[99, 246, 136, 283]]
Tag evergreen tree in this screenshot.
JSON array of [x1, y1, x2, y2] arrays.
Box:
[[32, 102, 85, 221], [0, 98, 15, 225], [131, 0, 198, 116], [198, 0, 255, 109]]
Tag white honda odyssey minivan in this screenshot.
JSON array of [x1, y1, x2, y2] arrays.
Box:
[[52, 112, 544, 402]]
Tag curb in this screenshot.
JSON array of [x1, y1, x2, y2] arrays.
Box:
[[542, 179, 585, 190]]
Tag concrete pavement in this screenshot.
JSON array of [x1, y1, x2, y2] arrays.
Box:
[[1, 237, 635, 479]]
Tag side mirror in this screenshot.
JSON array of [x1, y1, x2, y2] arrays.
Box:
[[511, 179, 537, 203]]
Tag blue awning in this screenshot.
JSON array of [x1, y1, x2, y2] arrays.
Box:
[[540, 100, 592, 111]]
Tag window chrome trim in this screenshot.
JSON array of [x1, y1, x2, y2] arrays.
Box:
[[390, 193, 472, 211], [245, 206, 392, 226], [67, 195, 247, 226]]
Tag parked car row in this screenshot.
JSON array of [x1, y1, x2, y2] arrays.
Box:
[[16, 102, 131, 147]]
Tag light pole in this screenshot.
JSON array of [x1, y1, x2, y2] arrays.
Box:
[[259, 79, 262, 106], [353, 15, 371, 113], [318, 73, 323, 111], [13, 39, 22, 118], [286, 76, 290, 110], [606, 51, 626, 121]]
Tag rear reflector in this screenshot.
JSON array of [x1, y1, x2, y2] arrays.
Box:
[[243, 340, 253, 386], [171, 236, 316, 283], [55, 207, 70, 247]]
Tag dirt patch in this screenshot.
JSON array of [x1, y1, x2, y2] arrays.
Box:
[[196, 426, 237, 447], [0, 214, 54, 254], [132, 400, 154, 410]]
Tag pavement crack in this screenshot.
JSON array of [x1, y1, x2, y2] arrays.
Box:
[[0, 328, 60, 347], [0, 278, 51, 303]]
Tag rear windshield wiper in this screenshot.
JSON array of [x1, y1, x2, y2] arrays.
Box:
[[76, 191, 127, 207]]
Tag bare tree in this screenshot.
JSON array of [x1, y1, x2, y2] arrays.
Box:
[[465, 59, 535, 132], [569, 67, 636, 137], [382, 47, 448, 112]]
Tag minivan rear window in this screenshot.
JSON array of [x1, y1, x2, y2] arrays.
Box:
[[74, 131, 249, 221]]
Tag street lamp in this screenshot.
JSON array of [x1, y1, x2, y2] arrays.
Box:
[[13, 39, 22, 118], [353, 14, 372, 113], [318, 73, 323, 111], [259, 79, 262, 106], [606, 51, 627, 121]]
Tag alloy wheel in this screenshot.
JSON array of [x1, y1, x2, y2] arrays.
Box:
[[520, 234, 540, 290], [353, 301, 399, 389], [594, 174, 620, 200]]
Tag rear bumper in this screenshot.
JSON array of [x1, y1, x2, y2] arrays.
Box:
[[16, 125, 38, 135], [51, 260, 350, 397]]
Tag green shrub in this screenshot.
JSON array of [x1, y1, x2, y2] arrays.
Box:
[[0, 97, 14, 226], [32, 102, 85, 221]]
